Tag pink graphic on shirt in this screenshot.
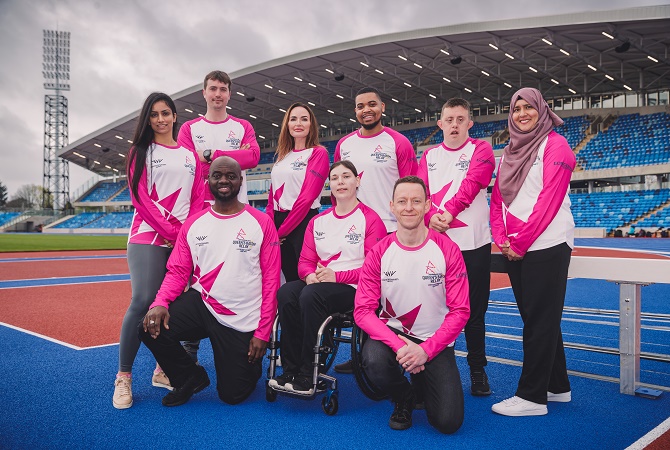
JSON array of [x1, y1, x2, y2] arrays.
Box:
[[358, 171, 364, 180], [425, 260, 437, 275], [459, 153, 468, 162], [374, 145, 383, 153], [348, 224, 357, 234], [431, 182, 452, 212], [158, 188, 182, 222], [236, 229, 246, 240], [194, 261, 236, 316], [228, 130, 236, 139], [319, 252, 341, 267], [186, 155, 193, 165], [380, 297, 421, 336], [504, 210, 527, 235], [273, 183, 288, 212]]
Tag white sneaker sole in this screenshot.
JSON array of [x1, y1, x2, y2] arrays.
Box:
[[152, 380, 175, 391], [113, 399, 133, 409], [547, 391, 571, 402]]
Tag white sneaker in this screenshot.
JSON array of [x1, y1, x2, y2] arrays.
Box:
[[491, 396, 547, 416], [113, 376, 133, 409], [547, 391, 571, 402]]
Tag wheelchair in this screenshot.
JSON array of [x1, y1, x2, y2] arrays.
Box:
[[265, 310, 387, 415]]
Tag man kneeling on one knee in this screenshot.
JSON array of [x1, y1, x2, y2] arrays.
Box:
[[354, 176, 470, 433], [139, 156, 280, 407]]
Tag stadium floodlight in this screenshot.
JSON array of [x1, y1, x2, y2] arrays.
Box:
[[615, 41, 631, 53], [450, 56, 462, 65], [43, 30, 71, 91]]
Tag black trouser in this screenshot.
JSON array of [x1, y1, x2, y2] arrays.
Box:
[[138, 289, 262, 405], [462, 243, 491, 369], [276, 280, 356, 375], [273, 208, 319, 282], [362, 337, 464, 434], [505, 242, 572, 405]]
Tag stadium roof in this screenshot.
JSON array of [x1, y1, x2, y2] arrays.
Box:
[[61, 5, 670, 177]]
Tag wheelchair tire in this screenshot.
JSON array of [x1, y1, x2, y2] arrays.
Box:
[[321, 393, 339, 416], [350, 324, 388, 401]]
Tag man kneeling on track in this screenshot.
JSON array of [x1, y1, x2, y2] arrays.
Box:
[[139, 156, 280, 406], [354, 176, 470, 433]]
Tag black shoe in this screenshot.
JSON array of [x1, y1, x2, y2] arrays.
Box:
[[389, 390, 415, 430], [286, 374, 314, 395], [470, 367, 491, 396], [162, 366, 210, 407], [268, 372, 294, 389], [334, 360, 353, 374]]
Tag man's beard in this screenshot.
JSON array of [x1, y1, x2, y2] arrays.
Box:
[[360, 118, 381, 131], [210, 185, 240, 201]]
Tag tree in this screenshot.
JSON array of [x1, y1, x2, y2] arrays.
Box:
[[0, 181, 7, 208], [11, 184, 52, 209]]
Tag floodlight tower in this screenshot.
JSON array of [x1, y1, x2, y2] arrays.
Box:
[[42, 29, 71, 210]]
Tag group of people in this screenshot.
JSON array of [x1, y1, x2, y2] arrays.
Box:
[[111, 69, 576, 434]]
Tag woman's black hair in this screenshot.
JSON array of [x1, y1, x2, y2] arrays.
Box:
[[127, 92, 178, 199]]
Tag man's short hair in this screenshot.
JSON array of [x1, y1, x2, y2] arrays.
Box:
[[204, 70, 232, 89], [441, 98, 472, 119], [392, 176, 427, 200], [355, 87, 383, 102]]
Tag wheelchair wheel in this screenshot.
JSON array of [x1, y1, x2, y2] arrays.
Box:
[[321, 392, 339, 416], [351, 324, 388, 401]]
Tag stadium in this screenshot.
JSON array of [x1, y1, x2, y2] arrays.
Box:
[[1, 5, 670, 450]]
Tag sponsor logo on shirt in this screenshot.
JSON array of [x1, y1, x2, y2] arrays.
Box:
[[194, 134, 206, 145], [455, 154, 470, 171], [152, 158, 166, 168], [184, 155, 196, 176], [554, 161, 572, 171], [477, 157, 495, 166], [290, 155, 307, 171], [315, 230, 326, 241], [428, 162, 437, 171], [345, 224, 362, 244], [382, 269, 399, 283], [341, 150, 351, 158], [532, 155, 540, 166], [232, 228, 256, 252], [421, 260, 444, 287], [370, 144, 391, 163], [226, 130, 242, 148], [194, 235, 209, 247]]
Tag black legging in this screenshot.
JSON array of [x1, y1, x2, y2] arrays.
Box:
[[273, 208, 319, 282]]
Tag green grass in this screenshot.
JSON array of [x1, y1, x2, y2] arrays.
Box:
[[0, 234, 128, 252]]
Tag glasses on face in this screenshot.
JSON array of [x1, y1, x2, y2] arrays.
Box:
[[442, 117, 468, 125]]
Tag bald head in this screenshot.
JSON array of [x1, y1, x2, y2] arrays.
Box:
[[209, 155, 241, 176]]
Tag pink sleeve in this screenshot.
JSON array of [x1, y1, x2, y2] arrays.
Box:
[[297, 216, 318, 280], [489, 177, 507, 247], [393, 133, 418, 177], [177, 122, 195, 151], [443, 140, 495, 218], [335, 207, 387, 285], [128, 157, 181, 243], [416, 149, 439, 226], [266, 184, 275, 221], [333, 141, 342, 163], [255, 211, 281, 341], [419, 235, 470, 360], [150, 220, 195, 309], [212, 121, 260, 170], [354, 240, 406, 353], [276, 148, 329, 238], [509, 133, 575, 256]]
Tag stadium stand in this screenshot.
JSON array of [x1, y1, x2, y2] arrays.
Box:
[[0, 212, 21, 226], [79, 181, 126, 202], [53, 212, 106, 228], [576, 113, 670, 171], [111, 187, 131, 202], [81, 212, 134, 229]]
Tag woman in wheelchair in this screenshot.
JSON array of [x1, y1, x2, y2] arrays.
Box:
[[270, 160, 387, 394]]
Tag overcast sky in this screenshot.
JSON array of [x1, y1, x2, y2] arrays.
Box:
[[0, 0, 667, 198]]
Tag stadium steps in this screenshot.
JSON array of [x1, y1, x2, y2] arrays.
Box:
[[573, 133, 598, 172], [420, 126, 441, 146], [108, 186, 127, 202], [600, 113, 618, 132], [630, 200, 670, 226], [492, 127, 509, 148]]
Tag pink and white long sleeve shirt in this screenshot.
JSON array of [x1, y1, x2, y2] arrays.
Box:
[[334, 127, 418, 232], [490, 131, 575, 257], [266, 147, 329, 238], [177, 115, 260, 204], [417, 138, 495, 251], [150, 205, 280, 341], [354, 230, 470, 361], [298, 202, 387, 288], [128, 143, 203, 246]]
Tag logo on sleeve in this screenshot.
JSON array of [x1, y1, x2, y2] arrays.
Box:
[[455, 154, 470, 171], [345, 224, 362, 244], [371, 144, 391, 163], [232, 228, 256, 252], [422, 260, 445, 287], [226, 130, 242, 148]]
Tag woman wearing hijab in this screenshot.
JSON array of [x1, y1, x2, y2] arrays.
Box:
[[490, 87, 575, 417]]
